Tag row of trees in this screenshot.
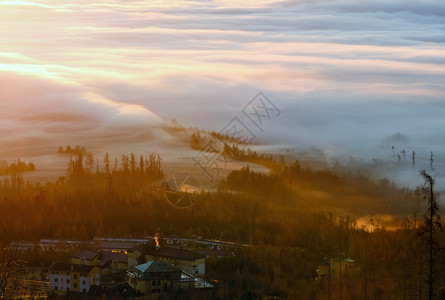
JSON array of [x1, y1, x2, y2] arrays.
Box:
[[190, 128, 251, 152], [222, 144, 281, 169], [56, 145, 86, 156], [0, 159, 35, 175], [66, 151, 164, 187]]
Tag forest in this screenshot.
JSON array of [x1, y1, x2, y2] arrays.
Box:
[[0, 148, 444, 299]]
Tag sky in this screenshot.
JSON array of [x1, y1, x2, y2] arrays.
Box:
[[0, 0, 444, 178]]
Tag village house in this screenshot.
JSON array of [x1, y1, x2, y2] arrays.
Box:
[[71, 250, 128, 278], [127, 260, 192, 296], [317, 257, 361, 279], [71, 250, 101, 266], [127, 242, 206, 276], [97, 251, 128, 276], [48, 250, 128, 295], [48, 262, 100, 295], [9, 241, 36, 253]]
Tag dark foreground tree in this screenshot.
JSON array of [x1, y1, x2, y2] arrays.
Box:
[[419, 170, 441, 300]]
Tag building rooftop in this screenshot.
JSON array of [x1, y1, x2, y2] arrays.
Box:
[[319, 257, 356, 266], [130, 242, 205, 261], [196, 250, 235, 257], [10, 241, 35, 246], [134, 260, 179, 274], [49, 262, 95, 273], [98, 251, 128, 267], [94, 237, 149, 243], [9, 241, 35, 251], [100, 241, 135, 251], [72, 250, 100, 261]]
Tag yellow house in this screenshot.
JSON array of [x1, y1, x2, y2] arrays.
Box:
[[71, 250, 128, 276], [127, 260, 183, 296], [48, 262, 100, 295], [97, 251, 128, 276], [317, 258, 360, 279], [128, 243, 206, 276]]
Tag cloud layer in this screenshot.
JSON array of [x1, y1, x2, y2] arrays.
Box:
[[0, 0, 444, 176]]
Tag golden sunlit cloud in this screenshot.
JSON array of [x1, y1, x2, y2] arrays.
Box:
[[0, 0, 52, 8]]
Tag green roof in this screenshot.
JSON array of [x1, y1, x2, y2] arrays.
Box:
[[134, 260, 179, 273]]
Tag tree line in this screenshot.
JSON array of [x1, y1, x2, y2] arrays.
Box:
[[56, 145, 86, 156], [65, 151, 164, 189]]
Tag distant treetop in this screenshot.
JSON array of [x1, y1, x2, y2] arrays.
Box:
[[0, 159, 35, 175], [57, 145, 87, 155]]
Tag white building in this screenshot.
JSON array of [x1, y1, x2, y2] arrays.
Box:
[[48, 262, 100, 295]]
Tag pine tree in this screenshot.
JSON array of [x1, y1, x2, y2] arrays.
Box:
[[130, 152, 136, 174], [121, 154, 129, 173], [419, 170, 441, 300], [104, 152, 110, 174], [85, 152, 94, 172], [139, 155, 144, 175]]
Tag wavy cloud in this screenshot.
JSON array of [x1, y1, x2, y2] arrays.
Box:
[[0, 0, 443, 167]]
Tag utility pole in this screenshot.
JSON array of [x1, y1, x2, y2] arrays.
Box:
[[339, 227, 342, 300], [403, 221, 407, 300], [364, 233, 368, 300], [429, 151, 434, 170], [328, 247, 331, 300]]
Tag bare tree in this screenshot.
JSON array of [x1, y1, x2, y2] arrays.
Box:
[[429, 152, 434, 170], [0, 247, 26, 299]]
